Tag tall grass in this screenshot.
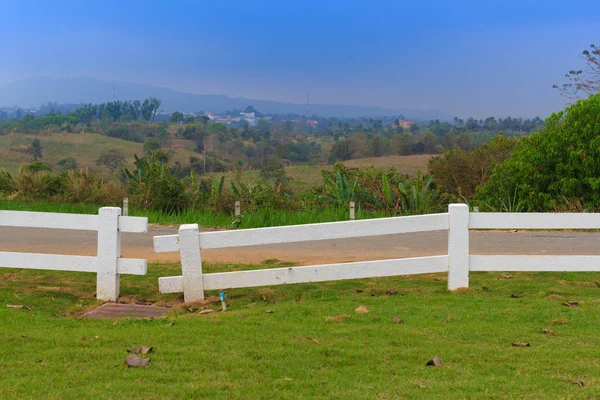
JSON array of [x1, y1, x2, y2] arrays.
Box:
[[0, 199, 390, 228]]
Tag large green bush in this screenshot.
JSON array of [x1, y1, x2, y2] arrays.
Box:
[[126, 154, 190, 214], [428, 134, 515, 199], [475, 95, 600, 211]]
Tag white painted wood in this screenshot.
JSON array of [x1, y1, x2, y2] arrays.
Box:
[[158, 275, 184, 294], [179, 224, 204, 302], [154, 234, 180, 253], [469, 212, 600, 229], [0, 210, 98, 230], [0, 252, 146, 275], [122, 197, 129, 216], [154, 213, 449, 253], [349, 201, 355, 220], [118, 216, 148, 233], [117, 258, 147, 275], [158, 256, 448, 293], [96, 207, 121, 301], [235, 201, 241, 216], [0, 252, 97, 272], [198, 213, 449, 249], [448, 204, 470, 290], [204, 256, 448, 290], [470, 255, 600, 272]]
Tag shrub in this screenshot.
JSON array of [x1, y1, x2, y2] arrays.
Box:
[[0, 171, 15, 195], [63, 170, 124, 205], [428, 134, 515, 199], [126, 154, 191, 214], [23, 161, 52, 173], [15, 170, 66, 200], [474, 95, 600, 211], [57, 157, 78, 171]]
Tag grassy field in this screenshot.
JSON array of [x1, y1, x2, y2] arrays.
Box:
[[1, 262, 600, 399], [208, 154, 434, 193], [0, 133, 199, 174]]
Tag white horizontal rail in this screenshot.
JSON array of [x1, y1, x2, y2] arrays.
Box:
[[0, 210, 99, 230], [154, 213, 449, 252], [158, 255, 448, 293], [470, 255, 600, 272], [0, 252, 147, 275], [0, 210, 147, 233], [469, 212, 600, 230], [119, 216, 148, 233]]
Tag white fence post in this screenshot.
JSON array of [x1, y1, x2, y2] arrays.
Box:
[[123, 197, 129, 216], [97, 207, 121, 301], [235, 201, 241, 216], [349, 201, 355, 220], [448, 203, 470, 290], [179, 224, 204, 302]]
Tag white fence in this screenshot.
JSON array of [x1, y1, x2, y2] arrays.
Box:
[[154, 203, 600, 302], [0, 207, 148, 301]]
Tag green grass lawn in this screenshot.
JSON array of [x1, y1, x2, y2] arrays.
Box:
[[1, 262, 600, 399]]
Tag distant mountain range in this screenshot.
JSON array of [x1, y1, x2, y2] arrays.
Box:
[[0, 77, 452, 121]]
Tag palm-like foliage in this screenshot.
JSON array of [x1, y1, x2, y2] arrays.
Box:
[[319, 171, 359, 205], [397, 172, 439, 215]]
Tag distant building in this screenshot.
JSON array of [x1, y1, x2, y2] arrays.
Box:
[[306, 120, 318, 128], [389, 119, 415, 130]]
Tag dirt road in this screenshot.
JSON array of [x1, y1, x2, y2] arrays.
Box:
[[2, 225, 600, 265]]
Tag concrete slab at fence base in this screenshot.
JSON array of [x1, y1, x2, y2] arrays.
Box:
[[83, 303, 169, 319]]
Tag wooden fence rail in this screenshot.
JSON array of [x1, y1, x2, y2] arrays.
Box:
[[154, 203, 600, 302], [0, 207, 148, 301]]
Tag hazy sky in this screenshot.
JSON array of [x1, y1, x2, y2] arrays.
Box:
[[1, 0, 599, 118]]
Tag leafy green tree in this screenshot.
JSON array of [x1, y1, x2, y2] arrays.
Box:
[[475, 95, 600, 211], [141, 97, 161, 121], [170, 111, 184, 123], [422, 132, 438, 153], [390, 133, 413, 155], [428, 134, 515, 198], [331, 139, 356, 161], [29, 139, 42, 161]]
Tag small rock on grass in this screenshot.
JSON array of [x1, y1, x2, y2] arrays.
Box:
[[393, 315, 403, 324], [425, 356, 442, 367], [512, 342, 530, 347], [125, 354, 151, 367], [563, 301, 579, 307], [326, 314, 350, 322], [354, 305, 370, 314]]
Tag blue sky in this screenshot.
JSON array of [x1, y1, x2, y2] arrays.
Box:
[[1, 0, 599, 118]]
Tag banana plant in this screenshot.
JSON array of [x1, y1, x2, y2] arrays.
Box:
[[319, 170, 358, 205], [397, 172, 438, 215]]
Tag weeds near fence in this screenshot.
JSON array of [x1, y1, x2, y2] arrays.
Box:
[[0, 200, 389, 228]]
